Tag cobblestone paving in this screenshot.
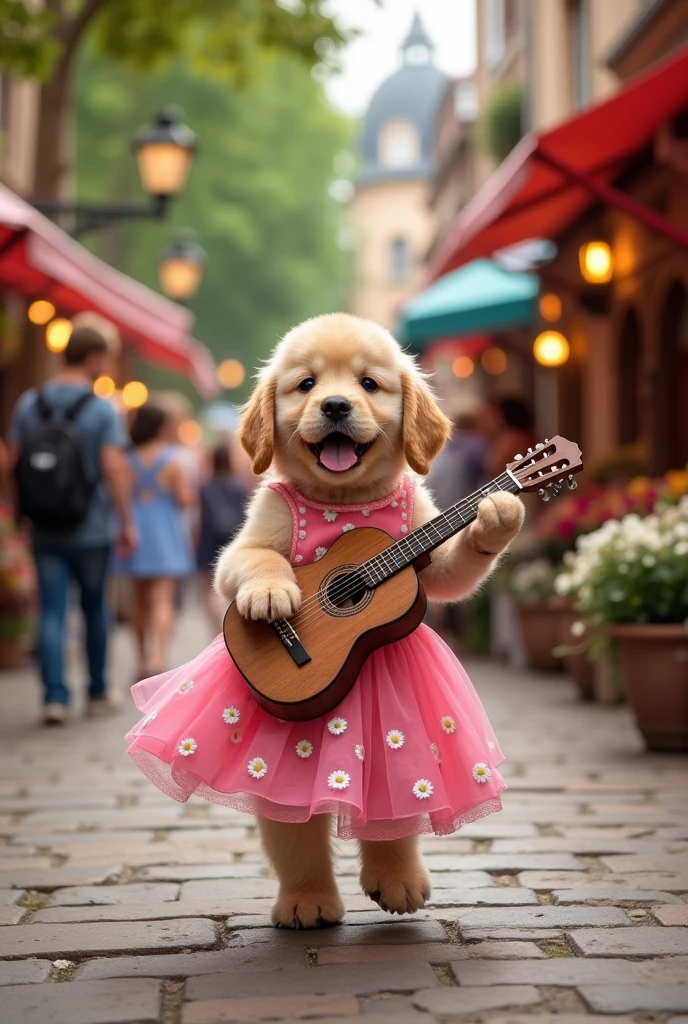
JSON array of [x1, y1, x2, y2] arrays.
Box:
[[0, 609, 687, 1023]]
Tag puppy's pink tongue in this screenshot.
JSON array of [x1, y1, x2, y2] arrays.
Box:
[[319, 435, 358, 472]]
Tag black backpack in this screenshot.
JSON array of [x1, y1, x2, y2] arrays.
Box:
[[203, 479, 245, 548], [14, 390, 97, 531]]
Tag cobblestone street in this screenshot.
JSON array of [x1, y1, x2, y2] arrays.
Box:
[[1, 606, 687, 1024]]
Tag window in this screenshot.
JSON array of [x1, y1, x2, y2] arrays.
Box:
[[454, 81, 478, 123], [483, 0, 505, 68], [378, 120, 419, 170], [570, 0, 591, 108], [391, 238, 410, 284]]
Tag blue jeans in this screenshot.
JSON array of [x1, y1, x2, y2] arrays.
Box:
[[33, 545, 112, 706]]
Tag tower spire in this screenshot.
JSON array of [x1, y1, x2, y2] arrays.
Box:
[[402, 10, 435, 64]]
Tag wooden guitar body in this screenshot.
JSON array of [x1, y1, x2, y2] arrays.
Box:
[[223, 527, 427, 722]]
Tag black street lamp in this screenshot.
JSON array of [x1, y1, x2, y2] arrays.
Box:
[[29, 107, 198, 238], [158, 231, 207, 301]]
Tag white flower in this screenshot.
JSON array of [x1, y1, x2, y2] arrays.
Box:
[[323, 509, 338, 522], [570, 620, 585, 638], [178, 737, 197, 756], [328, 769, 351, 790], [641, 554, 656, 568], [247, 757, 268, 779], [386, 729, 405, 749], [400, 525, 408, 533], [230, 730, 242, 744], [327, 716, 348, 735], [53, 960, 74, 970], [441, 715, 456, 735], [472, 762, 492, 783], [299, 519, 307, 527], [430, 742, 441, 764], [178, 680, 194, 694], [222, 706, 240, 725], [295, 739, 313, 759], [391, 501, 398, 508], [314, 546, 328, 560], [342, 523, 355, 532], [361, 508, 370, 517], [294, 554, 304, 562], [298, 506, 306, 514], [298, 529, 307, 539], [355, 744, 365, 761], [675, 541, 688, 556], [413, 779, 433, 800]]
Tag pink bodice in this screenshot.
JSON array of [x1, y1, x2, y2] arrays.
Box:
[[267, 475, 416, 567]]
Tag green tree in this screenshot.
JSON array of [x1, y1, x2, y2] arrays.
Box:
[[74, 45, 352, 400], [480, 82, 523, 164], [0, 0, 345, 198]]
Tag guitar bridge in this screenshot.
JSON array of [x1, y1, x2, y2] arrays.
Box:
[[271, 619, 311, 667]]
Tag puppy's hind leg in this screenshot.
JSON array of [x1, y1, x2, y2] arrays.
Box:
[[258, 814, 345, 929], [359, 833, 431, 915]]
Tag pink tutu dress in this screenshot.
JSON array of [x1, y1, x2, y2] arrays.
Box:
[[126, 476, 506, 841]]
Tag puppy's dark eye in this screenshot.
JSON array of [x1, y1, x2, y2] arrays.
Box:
[[298, 377, 316, 393], [361, 377, 378, 393]]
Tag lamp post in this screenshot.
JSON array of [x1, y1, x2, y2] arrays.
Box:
[[29, 107, 198, 238], [158, 232, 207, 301]]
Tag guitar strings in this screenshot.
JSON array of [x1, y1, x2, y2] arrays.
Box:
[[279, 475, 513, 633]]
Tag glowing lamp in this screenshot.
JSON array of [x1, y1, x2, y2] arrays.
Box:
[[46, 319, 72, 353], [178, 418, 202, 446], [28, 300, 56, 325], [158, 232, 207, 300], [579, 241, 613, 284], [121, 381, 149, 409], [133, 107, 198, 198], [93, 376, 116, 399], [452, 355, 474, 378], [481, 347, 508, 375], [538, 293, 562, 322], [533, 330, 570, 368], [217, 358, 246, 389]]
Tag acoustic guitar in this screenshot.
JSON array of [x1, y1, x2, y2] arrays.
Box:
[[223, 436, 583, 721]]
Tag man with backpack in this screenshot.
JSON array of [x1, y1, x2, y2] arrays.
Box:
[[8, 314, 136, 725]]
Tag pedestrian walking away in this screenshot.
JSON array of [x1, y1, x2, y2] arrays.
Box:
[[197, 443, 247, 631]]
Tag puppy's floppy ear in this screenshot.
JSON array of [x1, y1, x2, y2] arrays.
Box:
[[401, 365, 452, 476], [239, 374, 276, 475]]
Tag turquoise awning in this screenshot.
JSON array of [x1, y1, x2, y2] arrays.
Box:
[[398, 258, 537, 348]]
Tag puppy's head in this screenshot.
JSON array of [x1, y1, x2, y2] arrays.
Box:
[[240, 313, 451, 498]]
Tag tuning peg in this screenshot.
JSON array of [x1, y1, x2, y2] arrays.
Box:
[[551, 482, 562, 496], [567, 474, 578, 491], [535, 442, 544, 450], [515, 453, 523, 460], [538, 487, 551, 502]]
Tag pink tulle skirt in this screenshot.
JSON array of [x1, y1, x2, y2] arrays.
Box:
[[125, 625, 505, 841]]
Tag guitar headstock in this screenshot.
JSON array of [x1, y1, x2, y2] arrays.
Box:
[[506, 436, 583, 501]]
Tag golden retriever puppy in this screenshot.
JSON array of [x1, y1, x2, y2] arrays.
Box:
[[215, 313, 524, 928]]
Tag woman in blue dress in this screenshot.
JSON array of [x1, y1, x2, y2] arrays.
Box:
[[120, 402, 195, 678]]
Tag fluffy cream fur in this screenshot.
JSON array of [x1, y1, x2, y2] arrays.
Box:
[[214, 313, 524, 928]]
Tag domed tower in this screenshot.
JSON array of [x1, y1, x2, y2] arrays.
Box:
[[349, 11, 447, 329]]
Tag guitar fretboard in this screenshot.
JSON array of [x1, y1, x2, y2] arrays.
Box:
[[359, 471, 520, 588]]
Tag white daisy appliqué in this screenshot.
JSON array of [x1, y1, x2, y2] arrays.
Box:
[[472, 763, 492, 784], [355, 744, 365, 761], [178, 737, 197, 756], [342, 523, 355, 533], [361, 508, 371, 516], [430, 742, 441, 764], [295, 739, 313, 759], [178, 680, 194, 694], [441, 715, 456, 735], [248, 757, 268, 779], [299, 519, 307, 527], [298, 506, 306, 514], [222, 706, 240, 725], [386, 729, 405, 750], [327, 716, 348, 736], [413, 779, 433, 800], [230, 730, 242, 744], [323, 509, 338, 522], [294, 554, 304, 562], [391, 501, 398, 508], [314, 546, 328, 561], [328, 769, 351, 790]]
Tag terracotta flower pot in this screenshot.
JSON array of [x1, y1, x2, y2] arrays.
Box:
[[608, 623, 688, 752], [557, 607, 595, 701], [515, 601, 562, 672], [0, 635, 24, 670]]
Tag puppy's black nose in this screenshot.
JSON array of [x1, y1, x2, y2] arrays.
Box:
[[321, 396, 352, 422]]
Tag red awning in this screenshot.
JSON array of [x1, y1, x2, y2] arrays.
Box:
[[429, 43, 688, 280], [0, 183, 218, 397]]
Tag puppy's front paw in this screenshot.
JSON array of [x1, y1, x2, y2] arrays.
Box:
[[469, 491, 525, 555], [271, 889, 345, 929], [235, 578, 301, 622]]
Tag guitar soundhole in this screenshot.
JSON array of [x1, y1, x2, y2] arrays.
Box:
[[319, 564, 374, 618]]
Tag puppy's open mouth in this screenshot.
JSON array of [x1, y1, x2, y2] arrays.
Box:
[[307, 432, 374, 473]]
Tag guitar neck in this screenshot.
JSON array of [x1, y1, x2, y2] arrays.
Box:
[[359, 470, 521, 588]]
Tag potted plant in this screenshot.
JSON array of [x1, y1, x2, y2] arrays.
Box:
[[555, 498, 688, 751], [0, 504, 35, 669], [507, 558, 562, 672]]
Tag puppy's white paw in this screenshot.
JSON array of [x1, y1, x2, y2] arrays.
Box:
[[235, 578, 302, 621], [470, 491, 525, 555], [271, 889, 345, 929]]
